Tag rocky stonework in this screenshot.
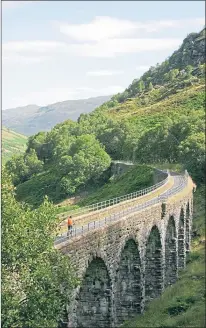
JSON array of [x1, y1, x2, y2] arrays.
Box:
[[115, 239, 142, 324], [145, 226, 163, 304], [76, 258, 111, 328], [186, 202, 191, 252], [110, 162, 135, 177], [153, 169, 168, 184], [165, 216, 178, 287], [57, 180, 193, 328], [178, 208, 186, 269]]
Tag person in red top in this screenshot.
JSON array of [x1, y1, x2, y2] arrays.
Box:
[[67, 216, 73, 236]]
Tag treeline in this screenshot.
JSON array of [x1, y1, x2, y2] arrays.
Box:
[[6, 130, 111, 204]]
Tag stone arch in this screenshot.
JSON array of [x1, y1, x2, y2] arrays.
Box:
[[115, 238, 142, 325], [76, 257, 112, 328], [178, 208, 186, 269], [186, 202, 190, 252], [165, 216, 177, 287], [145, 225, 163, 303]]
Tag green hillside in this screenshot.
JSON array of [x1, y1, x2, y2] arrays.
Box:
[[95, 28, 205, 109], [2, 127, 27, 164]]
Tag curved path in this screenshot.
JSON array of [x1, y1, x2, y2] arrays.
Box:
[[55, 172, 187, 246]]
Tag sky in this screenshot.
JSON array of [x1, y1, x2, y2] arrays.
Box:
[[2, 0, 205, 110]]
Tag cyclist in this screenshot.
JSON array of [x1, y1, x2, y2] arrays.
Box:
[[67, 216, 73, 237]]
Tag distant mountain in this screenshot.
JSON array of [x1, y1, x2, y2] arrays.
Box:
[[2, 95, 112, 136], [2, 127, 27, 164]]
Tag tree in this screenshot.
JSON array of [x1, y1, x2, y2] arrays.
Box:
[[55, 134, 111, 197], [137, 80, 145, 93], [1, 170, 77, 327], [27, 132, 47, 162], [178, 132, 205, 183], [24, 149, 44, 175], [148, 82, 153, 91], [169, 69, 179, 81], [135, 118, 173, 164], [98, 122, 127, 159], [5, 155, 29, 185], [6, 150, 43, 185], [185, 65, 193, 75], [163, 72, 169, 82]]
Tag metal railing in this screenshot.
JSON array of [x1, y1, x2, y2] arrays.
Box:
[[60, 170, 170, 220], [55, 171, 189, 244]]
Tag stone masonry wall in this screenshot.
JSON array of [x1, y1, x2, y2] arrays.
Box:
[[56, 180, 194, 328], [110, 162, 135, 177]]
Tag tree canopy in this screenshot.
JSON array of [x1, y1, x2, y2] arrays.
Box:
[[2, 169, 77, 327]]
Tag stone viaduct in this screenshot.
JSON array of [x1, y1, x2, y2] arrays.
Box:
[[56, 173, 195, 328]]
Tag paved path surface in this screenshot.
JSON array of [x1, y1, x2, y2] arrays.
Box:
[[54, 173, 186, 246]]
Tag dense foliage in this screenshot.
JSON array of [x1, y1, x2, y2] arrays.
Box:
[[6, 131, 111, 205], [6, 149, 44, 185], [78, 83, 205, 184], [79, 165, 154, 206], [1, 170, 77, 327]]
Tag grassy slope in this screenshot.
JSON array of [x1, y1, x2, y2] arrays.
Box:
[[16, 171, 59, 207], [107, 84, 204, 120], [55, 165, 154, 215], [2, 127, 27, 164], [78, 165, 154, 206], [18, 165, 154, 212], [123, 185, 205, 328]]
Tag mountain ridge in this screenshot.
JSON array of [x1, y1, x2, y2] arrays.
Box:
[[2, 95, 112, 136]]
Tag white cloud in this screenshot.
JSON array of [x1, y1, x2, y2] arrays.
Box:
[[2, 37, 182, 63], [59, 16, 138, 41], [58, 16, 205, 41], [69, 38, 182, 58], [3, 15, 204, 63], [86, 70, 123, 77]]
